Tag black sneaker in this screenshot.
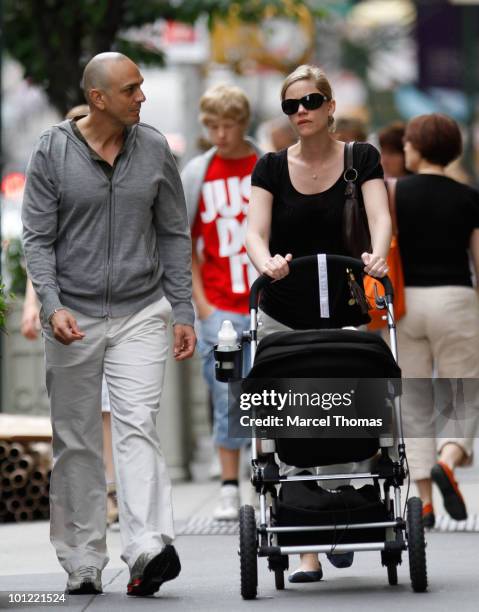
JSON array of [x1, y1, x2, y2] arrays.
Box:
[[127, 545, 181, 597]]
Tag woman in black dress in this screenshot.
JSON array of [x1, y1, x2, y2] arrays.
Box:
[[246, 65, 391, 582]]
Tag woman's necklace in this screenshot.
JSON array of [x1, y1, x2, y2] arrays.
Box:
[[302, 152, 332, 181], [298, 143, 334, 181], [303, 159, 320, 180]]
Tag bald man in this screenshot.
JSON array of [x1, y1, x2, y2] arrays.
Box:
[[22, 52, 196, 597]]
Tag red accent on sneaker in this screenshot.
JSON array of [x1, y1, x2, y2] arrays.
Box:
[[127, 579, 142, 593], [437, 461, 465, 502], [422, 503, 434, 517]]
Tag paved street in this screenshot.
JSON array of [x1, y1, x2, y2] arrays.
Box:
[[1, 447, 479, 612], [1, 529, 478, 612]]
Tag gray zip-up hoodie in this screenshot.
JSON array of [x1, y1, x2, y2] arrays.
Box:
[[22, 120, 194, 326]]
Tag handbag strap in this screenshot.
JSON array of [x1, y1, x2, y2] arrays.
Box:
[[344, 141, 358, 196], [345, 141, 354, 172]]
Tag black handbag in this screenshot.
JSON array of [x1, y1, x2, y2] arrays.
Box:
[[342, 142, 371, 258]]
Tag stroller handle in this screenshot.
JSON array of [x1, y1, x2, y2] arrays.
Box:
[[249, 254, 394, 310]]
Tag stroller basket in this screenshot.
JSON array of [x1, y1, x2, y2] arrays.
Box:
[[276, 482, 389, 546]]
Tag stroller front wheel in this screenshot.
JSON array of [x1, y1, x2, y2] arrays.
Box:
[[274, 568, 285, 590], [387, 562, 398, 586], [407, 497, 428, 592], [239, 505, 258, 599]]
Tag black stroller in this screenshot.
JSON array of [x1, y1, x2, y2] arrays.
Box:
[[215, 254, 427, 598]]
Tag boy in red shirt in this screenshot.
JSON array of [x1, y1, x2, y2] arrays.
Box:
[[182, 84, 261, 519]]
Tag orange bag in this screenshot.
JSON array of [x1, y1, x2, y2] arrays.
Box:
[[364, 180, 406, 330]]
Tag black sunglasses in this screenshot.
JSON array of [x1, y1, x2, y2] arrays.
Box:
[[281, 93, 329, 116]]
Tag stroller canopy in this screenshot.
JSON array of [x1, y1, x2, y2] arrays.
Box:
[[250, 329, 401, 380]]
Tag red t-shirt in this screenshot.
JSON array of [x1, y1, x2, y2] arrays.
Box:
[[192, 153, 258, 313]]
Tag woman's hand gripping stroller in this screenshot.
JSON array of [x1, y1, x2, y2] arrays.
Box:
[[361, 252, 389, 278], [262, 253, 293, 281]]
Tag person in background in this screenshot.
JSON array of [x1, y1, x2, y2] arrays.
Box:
[[246, 64, 391, 583], [269, 116, 298, 151], [333, 116, 368, 143], [378, 122, 409, 179], [20, 278, 41, 341], [181, 84, 262, 520], [257, 115, 298, 152], [21, 103, 119, 527], [397, 113, 479, 528]]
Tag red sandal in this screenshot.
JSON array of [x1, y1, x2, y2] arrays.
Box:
[[422, 502, 435, 529], [431, 461, 467, 521]]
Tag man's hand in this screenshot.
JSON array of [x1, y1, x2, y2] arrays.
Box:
[[50, 309, 85, 345], [173, 324, 196, 361]]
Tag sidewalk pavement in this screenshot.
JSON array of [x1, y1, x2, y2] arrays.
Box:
[[1, 446, 479, 611]]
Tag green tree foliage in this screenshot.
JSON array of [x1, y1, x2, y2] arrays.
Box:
[[4, 238, 27, 297], [0, 280, 14, 333], [4, 0, 322, 115], [0, 281, 7, 332]]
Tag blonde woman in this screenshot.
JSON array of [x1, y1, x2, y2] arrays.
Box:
[[246, 65, 391, 582]]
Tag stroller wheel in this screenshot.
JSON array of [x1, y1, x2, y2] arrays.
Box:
[[407, 497, 428, 592], [268, 553, 288, 591], [274, 568, 285, 590], [387, 562, 398, 586], [239, 505, 258, 599]]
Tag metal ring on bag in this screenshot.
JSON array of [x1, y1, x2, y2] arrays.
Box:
[[343, 168, 358, 182]]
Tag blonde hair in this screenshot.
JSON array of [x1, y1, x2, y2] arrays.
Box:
[[199, 83, 250, 125], [281, 65, 335, 131]]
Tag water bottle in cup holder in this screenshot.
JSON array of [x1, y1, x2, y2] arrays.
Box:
[[214, 320, 243, 382]]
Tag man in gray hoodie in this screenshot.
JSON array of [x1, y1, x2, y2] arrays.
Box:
[[22, 52, 196, 597]]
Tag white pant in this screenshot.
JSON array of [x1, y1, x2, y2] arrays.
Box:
[[396, 286, 479, 480], [101, 375, 111, 412], [42, 298, 174, 572]]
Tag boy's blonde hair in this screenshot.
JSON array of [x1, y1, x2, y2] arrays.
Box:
[[199, 84, 250, 126]]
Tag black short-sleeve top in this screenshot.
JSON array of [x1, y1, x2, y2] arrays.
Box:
[[251, 142, 384, 329], [396, 174, 479, 287]]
